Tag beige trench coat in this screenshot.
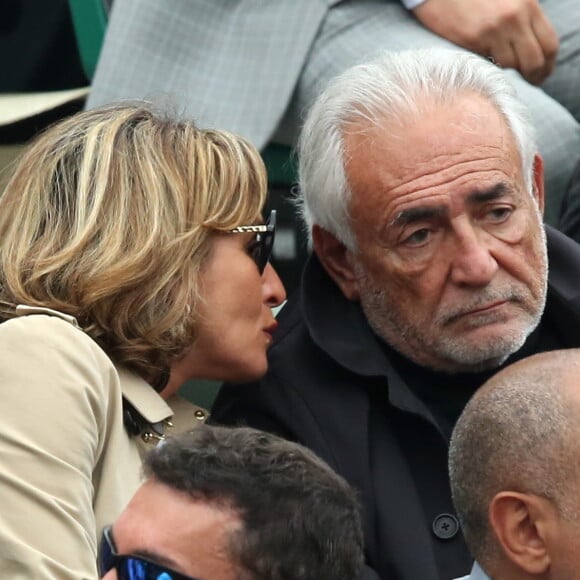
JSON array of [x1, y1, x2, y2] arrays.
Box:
[[0, 306, 207, 579]]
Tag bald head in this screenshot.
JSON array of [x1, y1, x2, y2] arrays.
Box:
[[479, 349, 580, 395], [449, 349, 580, 567]]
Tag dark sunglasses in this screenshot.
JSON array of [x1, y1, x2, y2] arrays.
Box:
[[99, 525, 203, 580], [229, 209, 276, 274]]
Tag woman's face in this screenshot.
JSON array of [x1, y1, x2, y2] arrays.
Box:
[[169, 230, 286, 386]]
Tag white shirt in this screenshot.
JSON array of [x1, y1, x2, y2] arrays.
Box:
[[454, 562, 491, 580], [400, 0, 428, 9]]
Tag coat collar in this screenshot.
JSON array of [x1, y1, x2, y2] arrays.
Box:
[[116, 366, 173, 424], [301, 253, 391, 378], [300, 253, 435, 423]]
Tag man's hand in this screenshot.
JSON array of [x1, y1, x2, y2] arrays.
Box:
[[413, 0, 559, 85]]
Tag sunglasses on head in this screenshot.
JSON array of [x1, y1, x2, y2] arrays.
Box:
[[99, 525, 203, 580], [229, 209, 276, 274]]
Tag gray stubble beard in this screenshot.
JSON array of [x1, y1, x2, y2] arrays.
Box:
[[354, 225, 548, 374]]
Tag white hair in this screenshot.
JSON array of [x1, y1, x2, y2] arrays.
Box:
[[296, 48, 538, 250]]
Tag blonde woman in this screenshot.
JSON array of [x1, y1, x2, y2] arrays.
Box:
[[0, 103, 285, 578]]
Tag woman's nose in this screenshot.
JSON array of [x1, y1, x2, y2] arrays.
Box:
[[262, 262, 287, 307]]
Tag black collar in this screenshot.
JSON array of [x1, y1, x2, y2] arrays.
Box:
[[301, 252, 392, 378], [300, 252, 435, 422]]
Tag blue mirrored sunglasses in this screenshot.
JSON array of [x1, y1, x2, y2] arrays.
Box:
[[229, 209, 276, 274], [99, 526, 203, 580]]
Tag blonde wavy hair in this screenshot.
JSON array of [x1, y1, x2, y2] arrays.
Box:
[[0, 103, 267, 385]]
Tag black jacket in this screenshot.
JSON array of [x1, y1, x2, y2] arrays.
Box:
[[559, 160, 580, 243], [211, 226, 580, 580]]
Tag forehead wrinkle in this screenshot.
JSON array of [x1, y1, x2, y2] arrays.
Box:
[[391, 205, 448, 227], [465, 182, 513, 205], [377, 162, 517, 228], [379, 178, 516, 240], [385, 148, 511, 197]]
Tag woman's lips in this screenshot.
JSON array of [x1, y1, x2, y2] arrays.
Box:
[[263, 321, 278, 341]]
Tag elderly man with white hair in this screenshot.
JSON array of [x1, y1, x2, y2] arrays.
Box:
[[212, 48, 580, 579]]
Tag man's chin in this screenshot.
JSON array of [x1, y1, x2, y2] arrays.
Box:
[[392, 332, 524, 374], [434, 326, 532, 373]]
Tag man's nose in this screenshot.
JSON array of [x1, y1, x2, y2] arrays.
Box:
[[449, 229, 498, 287], [262, 262, 287, 307]]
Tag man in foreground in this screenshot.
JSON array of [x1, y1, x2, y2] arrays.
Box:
[[212, 48, 580, 579], [450, 349, 580, 580], [100, 425, 364, 580]]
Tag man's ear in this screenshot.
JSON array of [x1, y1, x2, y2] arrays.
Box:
[[312, 225, 360, 301], [532, 154, 545, 216], [489, 492, 552, 575]]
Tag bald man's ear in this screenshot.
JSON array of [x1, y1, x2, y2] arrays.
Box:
[[489, 492, 552, 575], [532, 154, 545, 216], [312, 225, 360, 301]]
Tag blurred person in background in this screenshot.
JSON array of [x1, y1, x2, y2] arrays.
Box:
[[88, 0, 580, 227]]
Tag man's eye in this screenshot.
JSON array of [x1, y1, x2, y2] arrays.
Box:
[[487, 207, 513, 223], [403, 228, 431, 247]]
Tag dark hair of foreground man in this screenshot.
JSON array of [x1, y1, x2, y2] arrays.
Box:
[[144, 426, 365, 580]]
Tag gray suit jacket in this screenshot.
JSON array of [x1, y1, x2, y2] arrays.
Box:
[[87, 0, 580, 224], [88, 0, 340, 149]]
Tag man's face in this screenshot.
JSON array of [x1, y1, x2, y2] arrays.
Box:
[[342, 94, 547, 373], [101, 478, 240, 580]]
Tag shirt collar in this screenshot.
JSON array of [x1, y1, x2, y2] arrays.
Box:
[[469, 562, 491, 580]]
